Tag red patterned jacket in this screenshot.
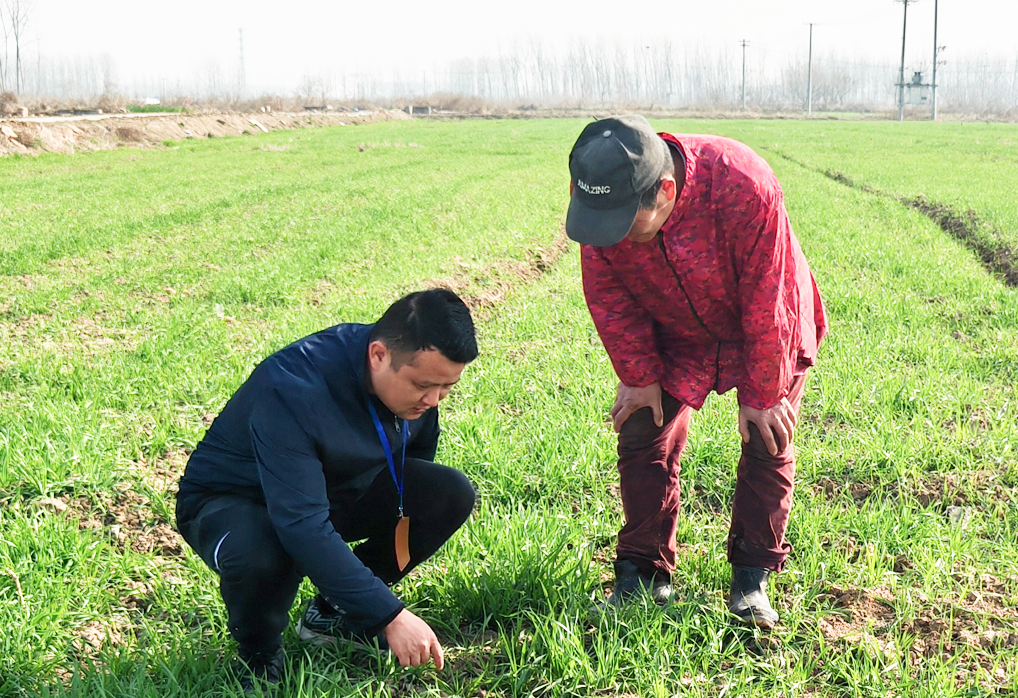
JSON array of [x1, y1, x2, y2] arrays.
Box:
[[581, 133, 828, 410]]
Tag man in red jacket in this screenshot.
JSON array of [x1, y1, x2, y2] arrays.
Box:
[[567, 115, 827, 627]]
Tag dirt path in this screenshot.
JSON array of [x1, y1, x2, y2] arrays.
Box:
[[0, 109, 410, 156]]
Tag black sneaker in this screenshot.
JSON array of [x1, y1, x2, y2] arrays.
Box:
[[236, 646, 284, 694], [603, 559, 673, 607], [296, 598, 389, 650]]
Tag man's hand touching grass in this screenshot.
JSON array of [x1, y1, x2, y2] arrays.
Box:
[[384, 609, 445, 670]]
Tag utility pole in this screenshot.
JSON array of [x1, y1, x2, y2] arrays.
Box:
[[896, 0, 916, 122], [238, 28, 246, 97], [931, 0, 939, 120], [740, 40, 749, 110], [807, 23, 814, 116]]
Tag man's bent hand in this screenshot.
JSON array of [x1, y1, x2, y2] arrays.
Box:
[[610, 381, 663, 432], [738, 398, 797, 456], [384, 608, 445, 670]]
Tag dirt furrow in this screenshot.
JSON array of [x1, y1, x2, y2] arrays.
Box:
[[766, 148, 1018, 287]]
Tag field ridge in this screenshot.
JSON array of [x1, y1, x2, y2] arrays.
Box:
[[0, 110, 410, 156], [426, 230, 570, 317]]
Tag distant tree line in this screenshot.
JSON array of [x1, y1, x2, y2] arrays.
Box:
[[403, 37, 1018, 114], [242, 37, 1018, 115], [8, 30, 1018, 116]]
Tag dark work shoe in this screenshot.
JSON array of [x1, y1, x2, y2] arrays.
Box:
[[236, 646, 284, 694], [604, 559, 673, 607], [296, 598, 389, 651], [728, 565, 779, 629]]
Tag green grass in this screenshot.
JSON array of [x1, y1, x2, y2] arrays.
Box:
[[1, 119, 1017, 697], [698, 120, 1018, 285]]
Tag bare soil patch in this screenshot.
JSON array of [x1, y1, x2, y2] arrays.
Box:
[[1, 310, 142, 358], [64, 488, 182, 557], [42, 452, 188, 557], [815, 469, 1014, 513], [816, 585, 896, 642], [72, 619, 126, 658], [136, 448, 191, 494], [0, 110, 409, 156], [814, 577, 1018, 688]]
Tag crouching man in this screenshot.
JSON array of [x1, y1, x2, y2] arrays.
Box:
[[176, 289, 478, 689]]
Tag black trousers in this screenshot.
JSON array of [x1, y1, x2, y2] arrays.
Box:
[[176, 459, 475, 654]]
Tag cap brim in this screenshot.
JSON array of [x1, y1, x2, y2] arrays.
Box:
[[565, 193, 639, 247]]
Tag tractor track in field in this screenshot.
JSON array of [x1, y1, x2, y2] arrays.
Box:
[[767, 148, 1018, 287]]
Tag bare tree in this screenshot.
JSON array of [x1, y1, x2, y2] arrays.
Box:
[[528, 36, 552, 100], [100, 52, 117, 95], [4, 0, 31, 94], [498, 41, 525, 100], [591, 38, 613, 104], [0, 2, 9, 92], [296, 72, 323, 103]]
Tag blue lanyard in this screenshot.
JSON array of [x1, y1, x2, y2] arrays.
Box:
[[367, 400, 409, 517]]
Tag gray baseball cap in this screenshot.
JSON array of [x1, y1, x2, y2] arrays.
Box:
[[566, 115, 670, 247]]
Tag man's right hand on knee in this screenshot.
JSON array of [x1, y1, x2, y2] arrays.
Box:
[[384, 608, 445, 670], [611, 381, 664, 432]]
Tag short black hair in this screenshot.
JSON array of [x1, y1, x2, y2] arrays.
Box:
[[370, 288, 478, 365], [638, 150, 676, 210]]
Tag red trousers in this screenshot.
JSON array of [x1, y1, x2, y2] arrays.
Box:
[[615, 374, 807, 576]]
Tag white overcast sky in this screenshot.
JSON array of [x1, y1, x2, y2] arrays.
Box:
[[30, 0, 1018, 94]]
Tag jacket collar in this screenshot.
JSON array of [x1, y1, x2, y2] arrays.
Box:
[[659, 133, 696, 231]]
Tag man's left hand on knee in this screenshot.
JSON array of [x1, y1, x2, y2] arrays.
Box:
[[738, 398, 797, 456]]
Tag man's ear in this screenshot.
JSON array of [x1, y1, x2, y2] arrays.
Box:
[[367, 340, 390, 372], [660, 176, 678, 203]]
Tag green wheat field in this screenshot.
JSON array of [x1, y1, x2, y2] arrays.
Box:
[[1, 117, 1016, 697]]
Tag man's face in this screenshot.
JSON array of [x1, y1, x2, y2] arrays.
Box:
[[624, 178, 678, 244], [625, 206, 666, 243], [368, 341, 465, 420]]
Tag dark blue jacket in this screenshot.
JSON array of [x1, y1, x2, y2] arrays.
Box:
[[178, 323, 440, 633]]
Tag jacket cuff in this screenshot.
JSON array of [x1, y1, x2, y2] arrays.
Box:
[[614, 362, 663, 389], [362, 602, 405, 637], [318, 587, 404, 637], [736, 384, 782, 411]]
